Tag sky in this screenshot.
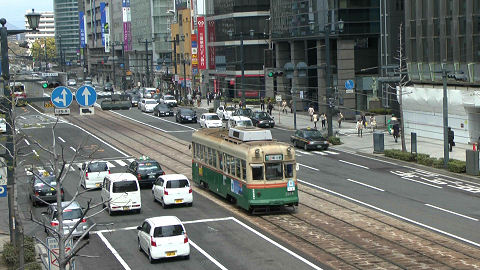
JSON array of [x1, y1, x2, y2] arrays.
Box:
[[0, 0, 53, 29]]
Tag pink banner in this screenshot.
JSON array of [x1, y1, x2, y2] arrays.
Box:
[[198, 17, 206, 70]]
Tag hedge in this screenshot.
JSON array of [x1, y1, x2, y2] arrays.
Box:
[[232, 98, 261, 105], [383, 150, 467, 174], [2, 236, 41, 270], [384, 149, 416, 161], [328, 136, 341, 145], [368, 108, 393, 115], [447, 159, 466, 173]]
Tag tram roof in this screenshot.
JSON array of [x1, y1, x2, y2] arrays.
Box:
[[193, 128, 288, 148]]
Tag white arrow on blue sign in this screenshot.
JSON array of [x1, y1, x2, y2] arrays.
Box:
[[0, 185, 6, 197], [345, 80, 355, 90], [75, 85, 97, 107], [51, 87, 73, 108]]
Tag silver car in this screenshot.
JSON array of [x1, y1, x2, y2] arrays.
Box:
[[43, 201, 90, 239]]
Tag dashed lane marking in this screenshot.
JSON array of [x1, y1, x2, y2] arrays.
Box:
[[339, 159, 369, 170], [346, 178, 385, 192]]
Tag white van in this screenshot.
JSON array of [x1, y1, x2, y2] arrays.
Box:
[[80, 160, 110, 189], [227, 116, 253, 129], [101, 173, 141, 215]]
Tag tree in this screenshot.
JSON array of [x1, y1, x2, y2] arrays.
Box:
[[394, 23, 409, 152], [30, 37, 56, 62]]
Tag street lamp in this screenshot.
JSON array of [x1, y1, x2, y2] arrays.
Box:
[[227, 29, 254, 106], [310, 19, 344, 137]]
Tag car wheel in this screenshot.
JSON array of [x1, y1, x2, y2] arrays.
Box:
[[161, 198, 167, 209], [152, 192, 156, 202], [148, 249, 154, 263], [108, 205, 113, 216], [188, 202, 193, 207], [32, 198, 37, 207], [84, 233, 90, 239], [293, 140, 298, 148], [184, 255, 190, 260], [304, 143, 309, 151]]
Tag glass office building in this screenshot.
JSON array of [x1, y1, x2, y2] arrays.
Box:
[[54, 0, 80, 64]]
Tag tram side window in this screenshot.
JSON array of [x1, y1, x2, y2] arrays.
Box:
[[226, 155, 232, 174], [212, 150, 217, 167], [285, 163, 294, 178], [251, 164, 264, 181], [235, 158, 241, 178], [241, 160, 246, 180], [207, 147, 212, 165], [265, 163, 283, 181], [219, 152, 224, 170]]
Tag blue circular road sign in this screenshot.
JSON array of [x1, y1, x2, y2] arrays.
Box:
[[51, 86, 73, 108], [345, 80, 355, 90], [76, 85, 97, 107]]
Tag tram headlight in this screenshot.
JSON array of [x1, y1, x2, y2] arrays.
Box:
[[255, 149, 260, 158]]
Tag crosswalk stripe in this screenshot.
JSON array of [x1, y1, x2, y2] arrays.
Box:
[[114, 160, 127, 166], [126, 158, 134, 163], [106, 161, 116, 168], [296, 150, 313, 155], [324, 151, 339, 155], [313, 151, 327, 156], [69, 166, 75, 171], [295, 153, 302, 157]]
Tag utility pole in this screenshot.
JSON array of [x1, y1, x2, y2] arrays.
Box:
[[145, 39, 149, 86], [398, 23, 406, 152], [240, 32, 245, 106], [112, 41, 115, 87], [324, 26, 333, 137], [121, 42, 126, 91], [44, 37, 47, 71], [442, 66, 449, 168]]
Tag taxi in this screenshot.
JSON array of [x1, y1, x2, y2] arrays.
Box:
[[290, 127, 329, 151]]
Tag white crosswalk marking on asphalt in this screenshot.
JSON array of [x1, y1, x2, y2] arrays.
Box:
[[296, 150, 313, 155], [324, 151, 339, 155], [126, 158, 134, 163], [69, 166, 75, 171], [106, 161, 116, 168], [114, 160, 127, 167], [313, 151, 327, 156], [295, 153, 302, 157]]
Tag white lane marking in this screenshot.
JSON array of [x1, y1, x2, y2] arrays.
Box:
[[334, 149, 400, 165], [69, 147, 76, 152], [106, 161, 116, 168], [25, 168, 33, 176], [273, 127, 291, 131], [19, 116, 26, 120], [297, 150, 313, 155], [397, 175, 443, 189], [58, 137, 65, 143], [114, 160, 127, 167], [231, 217, 324, 270], [109, 111, 168, 132], [69, 166, 75, 171], [189, 240, 229, 270], [298, 163, 319, 171], [295, 153, 303, 157], [32, 150, 39, 157], [97, 232, 131, 270], [339, 160, 369, 170], [425, 204, 479, 221], [298, 179, 480, 248], [141, 112, 198, 131], [324, 150, 339, 155], [312, 151, 327, 156], [24, 139, 30, 146], [346, 178, 385, 192], [126, 158, 134, 163]]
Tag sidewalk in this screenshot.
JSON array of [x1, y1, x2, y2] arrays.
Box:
[[195, 100, 471, 162]]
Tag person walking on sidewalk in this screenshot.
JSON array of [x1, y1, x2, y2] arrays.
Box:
[[268, 101, 274, 115], [308, 105, 314, 121], [260, 97, 265, 111], [356, 119, 363, 137], [448, 127, 455, 152], [313, 112, 319, 128], [370, 115, 377, 131], [289, 99, 294, 113], [361, 113, 367, 128], [337, 112, 344, 128], [320, 113, 326, 129], [281, 100, 287, 114], [393, 122, 400, 143]]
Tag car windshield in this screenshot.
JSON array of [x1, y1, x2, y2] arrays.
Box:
[[206, 115, 220, 120], [61, 208, 83, 220], [256, 112, 270, 118], [225, 107, 235, 111], [112, 181, 138, 193], [138, 162, 161, 172], [182, 110, 195, 116], [146, 100, 157, 104], [164, 96, 175, 100], [87, 162, 108, 172], [237, 120, 253, 127], [157, 104, 169, 110], [166, 179, 189, 188], [153, 225, 184, 238], [34, 176, 56, 186], [303, 130, 324, 139]]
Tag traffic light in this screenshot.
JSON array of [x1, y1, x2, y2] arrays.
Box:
[[42, 83, 48, 88], [267, 70, 284, 78]]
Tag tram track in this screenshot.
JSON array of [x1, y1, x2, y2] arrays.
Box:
[[65, 109, 480, 269]]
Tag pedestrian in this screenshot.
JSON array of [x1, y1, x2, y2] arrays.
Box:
[[320, 113, 326, 129], [239, 100, 243, 108], [337, 112, 344, 128], [308, 105, 314, 121], [197, 94, 201, 107], [448, 127, 455, 152], [393, 123, 400, 143], [370, 116, 377, 131], [356, 119, 363, 137], [268, 101, 274, 115], [289, 99, 293, 113], [260, 97, 265, 111], [361, 114, 367, 128], [206, 91, 210, 106], [281, 100, 287, 114], [313, 112, 319, 128]]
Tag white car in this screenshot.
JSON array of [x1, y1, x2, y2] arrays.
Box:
[[160, 95, 177, 107], [139, 98, 158, 112], [137, 216, 190, 263], [199, 113, 222, 128], [152, 174, 193, 208], [67, 79, 76, 86], [227, 116, 253, 128], [79, 161, 110, 189], [216, 106, 236, 120], [0, 118, 6, 133]]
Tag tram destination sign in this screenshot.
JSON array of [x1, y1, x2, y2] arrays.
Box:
[[265, 154, 283, 161]]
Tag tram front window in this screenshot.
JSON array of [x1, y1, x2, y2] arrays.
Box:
[[251, 164, 264, 180], [285, 163, 294, 178], [265, 163, 283, 181]]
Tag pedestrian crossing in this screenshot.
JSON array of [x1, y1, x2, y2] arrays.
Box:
[[295, 150, 340, 157], [24, 158, 135, 176]]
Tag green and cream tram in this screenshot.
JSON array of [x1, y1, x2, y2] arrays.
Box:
[[192, 127, 299, 213]]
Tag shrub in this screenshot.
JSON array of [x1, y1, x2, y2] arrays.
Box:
[[208, 108, 215, 113], [417, 153, 435, 166], [368, 108, 392, 115], [384, 149, 415, 161], [232, 98, 261, 105], [447, 159, 466, 173], [432, 158, 445, 169], [2, 236, 40, 269], [328, 136, 341, 145]]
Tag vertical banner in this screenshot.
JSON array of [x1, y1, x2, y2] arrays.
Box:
[[122, 0, 132, 51], [207, 20, 215, 69], [197, 16, 206, 70], [104, 5, 110, 52], [100, 2, 106, 46], [79, 12, 86, 48]]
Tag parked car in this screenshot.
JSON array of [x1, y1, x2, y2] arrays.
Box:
[[139, 98, 158, 112], [42, 201, 90, 239], [199, 113, 222, 128], [216, 106, 235, 120], [79, 161, 110, 189], [290, 128, 329, 151], [127, 156, 165, 187], [227, 116, 253, 128], [232, 108, 253, 118], [159, 95, 177, 107], [153, 103, 174, 117], [251, 111, 275, 128], [129, 94, 140, 107], [137, 216, 190, 263], [101, 173, 142, 215], [152, 174, 193, 208], [29, 172, 64, 206], [104, 82, 114, 92], [175, 108, 197, 123]]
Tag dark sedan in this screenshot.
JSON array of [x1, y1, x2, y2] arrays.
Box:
[[127, 157, 165, 187], [176, 108, 197, 123], [128, 94, 140, 107], [290, 128, 329, 151], [153, 103, 174, 117], [251, 111, 275, 128], [29, 173, 64, 206]]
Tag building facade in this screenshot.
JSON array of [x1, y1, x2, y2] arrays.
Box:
[[53, 0, 80, 65], [403, 0, 480, 143], [24, 11, 55, 48]]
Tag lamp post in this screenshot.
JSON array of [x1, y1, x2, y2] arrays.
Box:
[[227, 29, 254, 107], [180, 34, 186, 101], [1, 10, 40, 269], [164, 35, 178, 100], [138, 39, 154, 87]]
